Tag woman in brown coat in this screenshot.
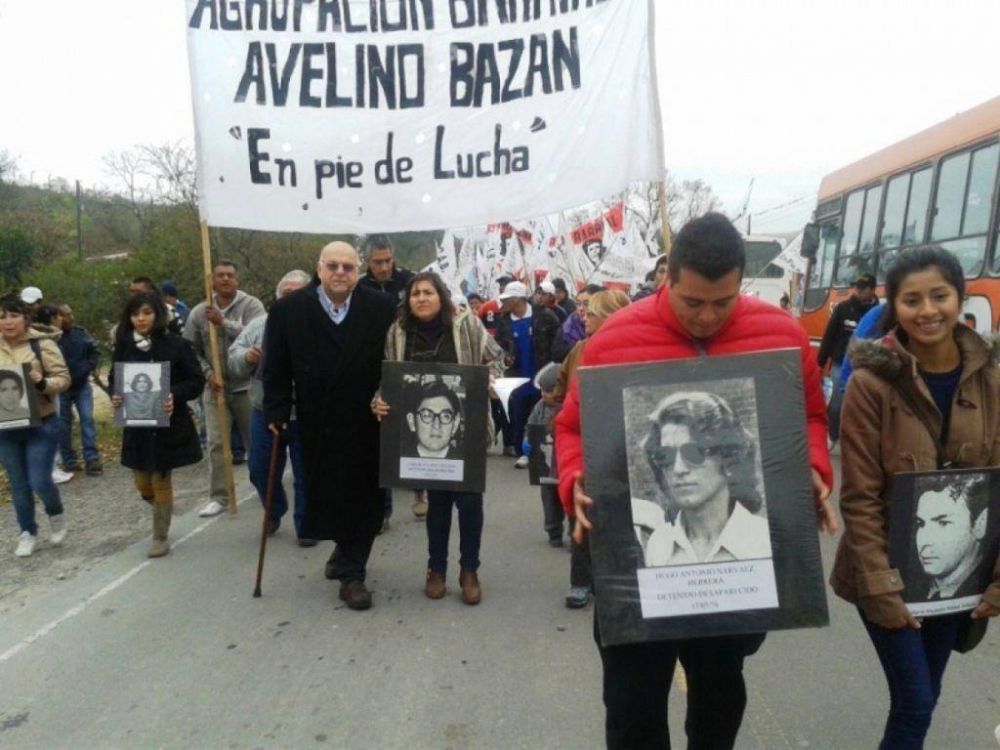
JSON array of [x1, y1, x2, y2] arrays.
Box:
[[832, 246, 1000, 748]]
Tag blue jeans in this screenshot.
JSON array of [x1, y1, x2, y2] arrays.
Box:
[[0, 415, 64, 535], [248, 409, 306, 537], [861, 610, 964, 749], [59, 384, 99, 466], [426, 490, 483, 574]]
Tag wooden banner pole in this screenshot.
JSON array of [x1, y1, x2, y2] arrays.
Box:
[[200, 220, 238, 514], [657, 180, 673, 258]]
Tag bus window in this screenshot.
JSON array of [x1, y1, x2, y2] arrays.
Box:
[[903, 167, 932, 246], [744, 241, 785, 278], [834, 185, 880, 285], [880, 174, 909, 250], [877, 166, 933, 279], [804, 223, 840, 309], [932, 142, 998, 277]]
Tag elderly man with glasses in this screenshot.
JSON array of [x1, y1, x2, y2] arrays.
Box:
[[262, 242, 397, 610]]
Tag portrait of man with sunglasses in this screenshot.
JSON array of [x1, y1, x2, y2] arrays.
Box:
[[633, 389, 772, 567], [403, 379, 464, 460]]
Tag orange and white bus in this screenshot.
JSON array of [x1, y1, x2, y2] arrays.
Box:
[[799, 96, 1000, 340]]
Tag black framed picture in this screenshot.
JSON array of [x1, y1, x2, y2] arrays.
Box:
[[889, 468, 1000, 617], [379, 362, 490, 493], [114, 362, 171, 428], [580, 349, 828, 647], [527, 424, 554, 486], [0, 363, 41, 430]]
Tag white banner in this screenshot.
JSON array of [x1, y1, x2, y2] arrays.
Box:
[[185, 0, 663, 233]]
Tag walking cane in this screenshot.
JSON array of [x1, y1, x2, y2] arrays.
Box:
[[252, 432, 283, 598]]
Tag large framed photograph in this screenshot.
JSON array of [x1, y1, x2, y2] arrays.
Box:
[[114, 362, 170, 428], [580, 349, 828, 647], [0, 363, 41, 430], [379, 362, 490, 493], [889, 468, 1000, 617]]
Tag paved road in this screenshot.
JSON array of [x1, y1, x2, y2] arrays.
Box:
[[1, 455, 998, 749]]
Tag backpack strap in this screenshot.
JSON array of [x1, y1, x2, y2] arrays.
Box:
[[28, 338, 46, 378]]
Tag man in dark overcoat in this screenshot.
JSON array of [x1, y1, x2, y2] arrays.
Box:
[[262, 241, 396, 610]]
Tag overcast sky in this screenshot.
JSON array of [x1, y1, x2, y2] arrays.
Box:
[[1, 0, 997, 233]]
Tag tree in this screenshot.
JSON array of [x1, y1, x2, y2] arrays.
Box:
[[0, 227, 37, 287], [663, 174, 723, 229], [0, 150, 17, 184]]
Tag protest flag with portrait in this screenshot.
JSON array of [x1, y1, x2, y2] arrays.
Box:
[[379, 361, 489, 493], [888, 468, 1000, 618], [0, 363, 41, 430], [114, 362, 171, 428], [580, 349, 828, 647]]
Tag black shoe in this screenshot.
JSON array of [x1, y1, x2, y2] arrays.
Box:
[[548, 536, 564, 548], [324, 551, 341, 580], [297, 537, 317, 548], [63, 462, 80, 472], [85, 461, 103, 477], [232, 452, 247, 465], [339, 580, 372, 610], [267, 517, 280, 536]]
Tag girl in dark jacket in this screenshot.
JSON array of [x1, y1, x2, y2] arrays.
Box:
[[111, 292, 204, 557]]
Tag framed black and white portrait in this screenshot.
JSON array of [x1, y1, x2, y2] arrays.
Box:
[[114, 362, 170, 428], [580, 349, 828, 647], [379, 362, 490, 493], [889, 468, 1000, 617], [0, 364, 40, 430]]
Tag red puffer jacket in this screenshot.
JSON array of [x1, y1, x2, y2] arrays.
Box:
[[555, 287, 832, 513]]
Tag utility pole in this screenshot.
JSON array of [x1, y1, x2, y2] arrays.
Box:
[[75, 180, 83, 261]]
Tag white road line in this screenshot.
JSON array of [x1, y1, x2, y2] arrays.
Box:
[[0, 493, 256, 665]]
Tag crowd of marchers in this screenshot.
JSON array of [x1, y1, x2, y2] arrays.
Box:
[[2, 216, 999, 750]]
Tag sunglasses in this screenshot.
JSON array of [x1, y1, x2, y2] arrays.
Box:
[[648, 442, 711, 469], [416, 408, 456, 426], [322, 261, 357, 273]]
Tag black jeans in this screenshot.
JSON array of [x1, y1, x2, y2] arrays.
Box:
[[568, 519, 592, 589], [326, 535, 376, 583], [540, 484, 565, 540], [597, 618, 764, 750], [426, 490, 483, 574]]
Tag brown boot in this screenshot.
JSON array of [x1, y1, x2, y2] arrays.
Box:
[[425, 569, 446, 599], [458, 568, 481, 605], [149, 503, 171, 558]]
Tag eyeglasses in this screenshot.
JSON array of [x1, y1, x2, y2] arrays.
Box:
[[322, 261, 357, 273], [648, 443, 710, 469], [416, 408, 456, 426]]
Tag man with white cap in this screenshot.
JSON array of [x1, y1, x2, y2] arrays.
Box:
[[535, 280, 568, 324], [495, 281, 560, 468]]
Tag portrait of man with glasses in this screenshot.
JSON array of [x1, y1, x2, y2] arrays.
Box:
[[402, 379, 465, 462], [627, 387, 773, 568]]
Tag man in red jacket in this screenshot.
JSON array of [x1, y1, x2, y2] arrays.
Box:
[[555, 213, 837, 750]]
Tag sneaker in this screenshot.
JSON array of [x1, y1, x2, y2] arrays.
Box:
[[198, 500, 226, 517], [565, 586, 590, 609], [548, 536, 564, 548], [514, 455, 529, 469], [339, 580, 372, 610], [15, 531, 37, 557], [85, 461, 103, 477], [297, 537, 317, 548], [49, 513, 67, 546], [52, 467, 74, 484], [502, 446, 517, 457]]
